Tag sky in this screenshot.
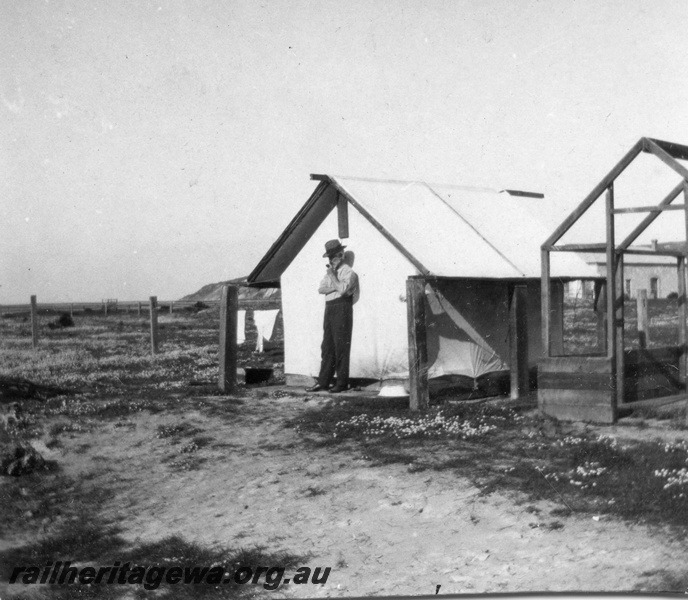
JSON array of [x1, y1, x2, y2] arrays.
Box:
[[2, 0, 688, 303]]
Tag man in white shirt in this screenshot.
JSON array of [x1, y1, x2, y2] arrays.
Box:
[[307, 239, 359, 393]]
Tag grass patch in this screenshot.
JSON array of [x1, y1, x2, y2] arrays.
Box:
[[293, 399, 688, 529]]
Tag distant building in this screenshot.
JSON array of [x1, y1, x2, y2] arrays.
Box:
[[566, 241, 683, 299]]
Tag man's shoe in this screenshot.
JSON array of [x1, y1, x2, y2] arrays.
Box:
[[329, 386, 348, 394], [306, 384, 326, 392]]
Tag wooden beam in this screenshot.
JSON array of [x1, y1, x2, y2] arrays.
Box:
[[646, 138, 688, 162], [547, 243, 607, 252], [621, 247, 686, 258], [605, 185, 619, 422], [544, 139, 644, 247], [502, 189, 544, 198], [248, 180, 330, 285], [614, 254, 625, 411], [682, 181, 688, 389], [509, 285, 530, 400], [612, 204, 686, 214], [605, 185, 615, 361], [678, 259, 687, 384], [541, 249, 551, 358], [645, 138, 688, 181], [219, 285, 239, 394], [406, 278, 429, 411], [618, 182, 683, 250], [337, 192, 349, 239]]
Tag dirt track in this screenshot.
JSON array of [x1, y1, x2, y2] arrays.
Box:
[[11, 392, 686, 597]]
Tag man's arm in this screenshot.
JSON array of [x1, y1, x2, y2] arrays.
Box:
[[318, 273, 336, 295], [329, 267, 358, 297]]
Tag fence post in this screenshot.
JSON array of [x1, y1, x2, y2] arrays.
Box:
[[637, 289, 649, 349], [169, 301, 174, 315], [150, 296, 159, 354], [218, 285, 238, 394], [137, 302, 142, 317], [30, 295, 39, 348]]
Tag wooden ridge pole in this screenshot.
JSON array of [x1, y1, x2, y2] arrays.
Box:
[[219, 285, 239, 394]]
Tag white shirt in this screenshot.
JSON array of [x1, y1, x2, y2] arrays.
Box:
[[318, 263, 359, 304]]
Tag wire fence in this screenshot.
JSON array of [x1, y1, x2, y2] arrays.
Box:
[[0, 298, 279, 317]]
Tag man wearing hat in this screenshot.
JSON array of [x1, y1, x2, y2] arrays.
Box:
[[307, 239, 359, 393]]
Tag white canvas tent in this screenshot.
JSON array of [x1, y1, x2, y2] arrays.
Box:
[[248, 175, 598, 394]]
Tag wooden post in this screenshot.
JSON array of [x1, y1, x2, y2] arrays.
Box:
[[682, 180, 688, 386], [104, 301, 108, 317], [149, 296, 159, 354], [683, 182, 688, 425], [137, 302, 142, 317], [605, 184, 619, 421], [637, 289, 649, 349], [541, 249, 551, 357], [406, 278, 429, 411], [678, 258, 687, 383], [550, 280, 565, 356], [615, 253, 625, 406], [509, 285, 529, 400], [30, 295, 39, 348], [218, 285, 238, 394], [169, 301, 174, 315]]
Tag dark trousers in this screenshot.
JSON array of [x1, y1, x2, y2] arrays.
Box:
[[318, 297, 353, 388]]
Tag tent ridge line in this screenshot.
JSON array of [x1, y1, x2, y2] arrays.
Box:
[[313, 173, 502, 194], [326, 176, 432, 277], [421, 182, 526, 278]]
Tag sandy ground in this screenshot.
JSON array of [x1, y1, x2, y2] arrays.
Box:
[[5, 391, 687, 597]]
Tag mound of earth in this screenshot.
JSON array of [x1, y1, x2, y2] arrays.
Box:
[[179, 277, 280, 304]]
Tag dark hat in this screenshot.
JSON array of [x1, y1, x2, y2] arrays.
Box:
[[323, 239, 347, 258]]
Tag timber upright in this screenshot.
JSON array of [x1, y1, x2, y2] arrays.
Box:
[[539, 138, 688, 423]]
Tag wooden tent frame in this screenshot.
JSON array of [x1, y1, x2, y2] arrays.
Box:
[[540, 137, 688, 423]]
